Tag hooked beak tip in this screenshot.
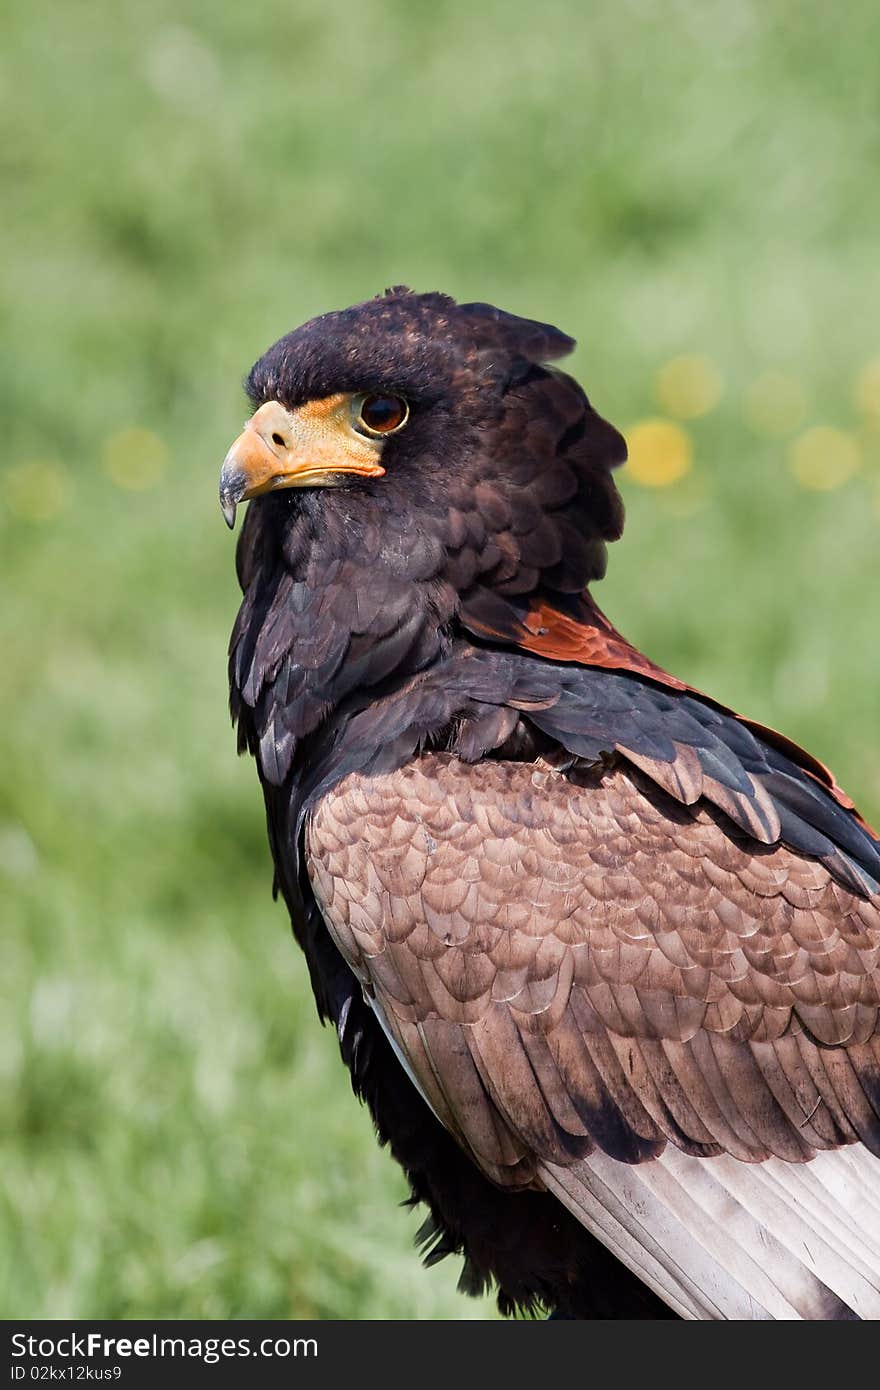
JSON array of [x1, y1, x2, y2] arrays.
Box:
[[219, 454, 248, 530]]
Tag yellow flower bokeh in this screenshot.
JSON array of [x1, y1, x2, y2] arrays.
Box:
[[5, 460, 72, 522], [102, 429, 168, 491], [625, 419, 693, 487], [789, 427, 861, 491], [654, 355, 723, 419]]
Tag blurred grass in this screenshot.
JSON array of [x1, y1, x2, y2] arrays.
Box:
[[2, 0, 879, 1319]]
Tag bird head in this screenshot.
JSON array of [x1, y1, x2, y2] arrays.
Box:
[[220, 288, 586, 519], [224, 289, 622, 514], [221, 288, 630, 661]]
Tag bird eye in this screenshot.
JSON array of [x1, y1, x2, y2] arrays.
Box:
[[355, 394, 409, 436]]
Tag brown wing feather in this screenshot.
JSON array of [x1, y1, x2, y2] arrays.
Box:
[[306, 754, 880, 1187]]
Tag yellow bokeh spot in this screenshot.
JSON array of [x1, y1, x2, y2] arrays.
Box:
[[789, 427, 861, 491], [625, 419, 693, 487], [654, 355, 723, 419], [855, 358, 880, 419], [102, 428, 168, 490], [5, 460, 72, 522], [742, 372, 807, 437]]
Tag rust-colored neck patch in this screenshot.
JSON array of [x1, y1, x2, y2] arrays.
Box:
[[516, 595, 688, 691]]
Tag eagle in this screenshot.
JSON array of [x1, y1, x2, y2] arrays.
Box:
[[219, 288, 880, 1320]]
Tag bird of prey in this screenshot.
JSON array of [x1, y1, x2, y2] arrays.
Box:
[[220, 288, 880, 1320]]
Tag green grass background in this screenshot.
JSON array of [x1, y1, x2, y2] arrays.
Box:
[[2, 0, 879, 1319]]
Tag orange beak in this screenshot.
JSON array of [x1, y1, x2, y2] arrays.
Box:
[[219, 395, 385, 528]]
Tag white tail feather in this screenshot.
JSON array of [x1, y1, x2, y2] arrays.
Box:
[[541, 1145, 880, 1319]]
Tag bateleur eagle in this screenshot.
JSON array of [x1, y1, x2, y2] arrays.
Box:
[[220, 288, 880, 1320]]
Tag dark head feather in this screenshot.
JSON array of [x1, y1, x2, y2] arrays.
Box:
[[246, 286, 576, 408]]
